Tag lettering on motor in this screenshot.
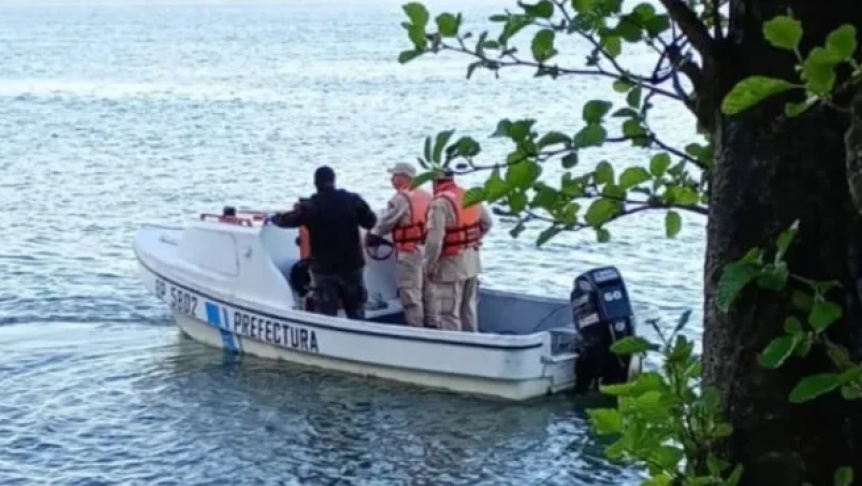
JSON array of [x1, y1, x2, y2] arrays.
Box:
[[232, 310, 319, 353]]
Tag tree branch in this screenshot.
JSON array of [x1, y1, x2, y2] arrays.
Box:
[[657, 0, 717, 58], [493, 197, 708, 231], [441, 42, 685, 102], [710, 0, 722, 41]]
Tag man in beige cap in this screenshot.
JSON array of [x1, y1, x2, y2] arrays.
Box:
[[424, 170, 493, 332], [369, 162, 435, 328]]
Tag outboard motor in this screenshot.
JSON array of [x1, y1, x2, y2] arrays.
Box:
[[571, 266, 638, 393]]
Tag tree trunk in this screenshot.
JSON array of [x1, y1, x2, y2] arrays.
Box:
[[702, 2, 862, 484]]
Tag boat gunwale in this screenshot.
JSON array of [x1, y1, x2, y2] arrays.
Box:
[[135, 247, 552, 352]]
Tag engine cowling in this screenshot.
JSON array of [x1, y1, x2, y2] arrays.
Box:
[[570, 266, 640, 393]]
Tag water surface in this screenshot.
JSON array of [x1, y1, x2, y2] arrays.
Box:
[[0, 1, 704, 484]]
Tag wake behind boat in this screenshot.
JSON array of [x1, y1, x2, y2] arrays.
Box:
[[133, 206, 643, 401]]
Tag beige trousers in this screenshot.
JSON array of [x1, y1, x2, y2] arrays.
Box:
[[433, 277, 479, 332], [397, 251, 436, 327]]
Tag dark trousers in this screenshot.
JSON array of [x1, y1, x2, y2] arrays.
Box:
[[310, 268, 367, 320]]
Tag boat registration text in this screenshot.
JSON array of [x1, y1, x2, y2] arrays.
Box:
[[154, 277, 320, 353]]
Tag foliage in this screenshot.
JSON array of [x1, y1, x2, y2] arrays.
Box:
[[396, 1, 861, 485], [721, 12, 862, 118], [398, 0, 711, 247], [587, 310, 743, 485], [716, 219, 860, 485], [717, 220, 862, 403]]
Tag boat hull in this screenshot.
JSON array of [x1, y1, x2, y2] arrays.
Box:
[[170, 311, 567, 401], [137, 255, 578, 401]]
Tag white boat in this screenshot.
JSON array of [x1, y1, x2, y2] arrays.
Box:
[[133, 206, 642, 401]]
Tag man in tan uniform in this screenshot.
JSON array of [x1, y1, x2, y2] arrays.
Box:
[[424, 171, 493, 332], [369, 162, 435, 328]]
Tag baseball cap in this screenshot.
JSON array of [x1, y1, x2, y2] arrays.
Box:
[[387, 162, 417, 177]]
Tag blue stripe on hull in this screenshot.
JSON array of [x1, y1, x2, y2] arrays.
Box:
[[204, 301, 240, 354]]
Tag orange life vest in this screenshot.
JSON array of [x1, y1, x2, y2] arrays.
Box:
[[434, 184, 483, 257], [298, 226, 311, 260], [392, 187, 432, 252]]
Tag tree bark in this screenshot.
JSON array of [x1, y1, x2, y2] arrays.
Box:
[[702, 1, 862, 484]]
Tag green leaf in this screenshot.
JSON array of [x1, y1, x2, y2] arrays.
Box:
[[587, 408, 622, 435], [713, 423, 733, 438], [809, 300, 843, 332], [559, 202, 579, 224], [615, 15, 642, 42], [650, 445, 684, 470], [403, 2, 430, 26], [725, 465, 744, 486], [435, 12, 459, 37], [537, 131, 571, 149], [758, 334, 798, 369], [531, 185, 559, 209], [506, 119, 535, 142], [626, 85, 642, 108], [643, 14, 670, 37], [663, 210, 681, 238], [785, 98, 816, 117], [802, 47, 843, 95], [610, 335, 653, 354], [506, 160, 542, 190], [509, 220, 526, 238], [531, 29, 557, 62], [406, 23, 427, 50], [793, 332, 813, 357], [784, 316, 803, 334], [612, 79, 632, 93], [561, 152, 578, 168], [622, 118, 647, 141], [583, 100, 613, 123], [834, 466, 854, 486], [398, 49, 423, 64], [410, 170, 438, 189], [826, 25, 857, 61], [792, 290, 814, 312], [423, 136, 432, 163], [775, 219, 799, 262], [649, 153, 671, 176], [840, 385, 861, 400], [454, 136, 481, 157], [602, 35, 622, 57], [508, 191, 528, 213], [619, 166, 650, 189], [520, 0, 554, 18], [789, 373, 844, 403], [596, 227, 610, 242], [721, 76, 797, 115], [572, 0, 600, 13], [432, 129, 455, 164], [462, 187, 486, 207], [500, 14, 532, 45], [594, 161, 614, 185], [716, 250, 763, 312], [601, 371, 664, 396], [574, 124, 607, 147], [585, 198, 618, 227], [756, 262, 789, 291], [536, 225, 562, 247], [707, 454, 730, 476], [484, 168, 509, 201], [763, 14, 802, 51]]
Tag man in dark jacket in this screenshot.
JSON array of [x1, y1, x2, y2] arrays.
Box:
[[270, 166, 378, 320]]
